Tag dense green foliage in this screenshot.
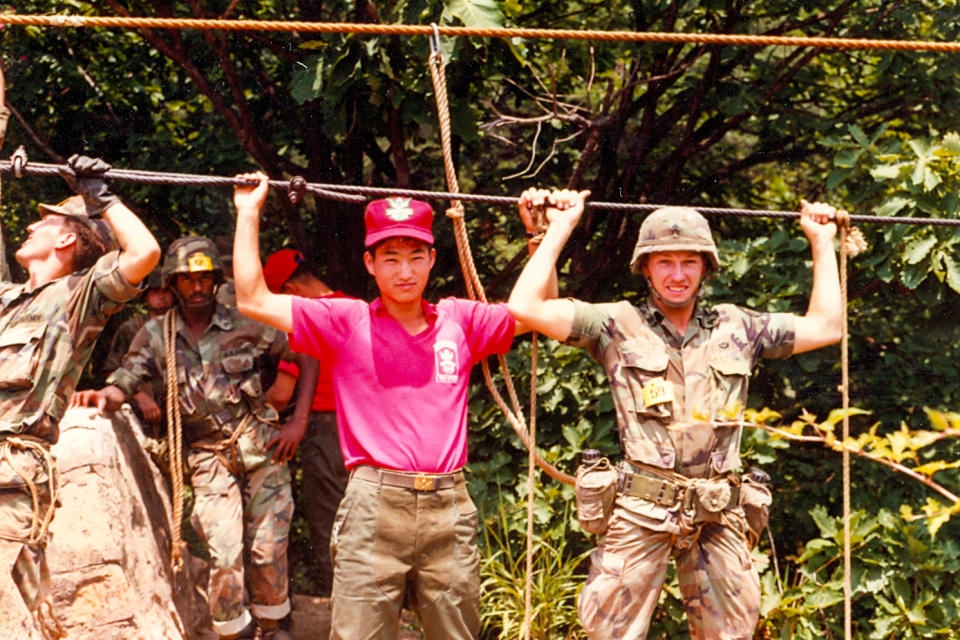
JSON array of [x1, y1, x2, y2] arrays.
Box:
[[4, 1, 960, 637]]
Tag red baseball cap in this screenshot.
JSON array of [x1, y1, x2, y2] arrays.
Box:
[[263, 248, 305, 293], [364, 197, 434, 247]]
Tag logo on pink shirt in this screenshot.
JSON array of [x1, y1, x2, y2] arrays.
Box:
[[434, 340, 459, 384]]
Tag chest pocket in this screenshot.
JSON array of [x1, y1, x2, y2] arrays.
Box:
[[705, 338, 752, 419], [0, 322, 46, 390], [616, 339, 672, 420], [221, 348, 261, 400]]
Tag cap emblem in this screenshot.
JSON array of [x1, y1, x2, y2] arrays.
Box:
[[385, 198, 415, 221], [188, 253, 214, 272]]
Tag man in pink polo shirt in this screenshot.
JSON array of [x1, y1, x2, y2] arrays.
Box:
[[232, 173, 519, 640]]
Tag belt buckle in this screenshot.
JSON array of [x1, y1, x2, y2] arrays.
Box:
[[414, 474, 436, 491]]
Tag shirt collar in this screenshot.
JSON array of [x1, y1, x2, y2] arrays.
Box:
[[371, 297, 438, 323], [641, 296, 718, 329], [175, 302, 233, 335]]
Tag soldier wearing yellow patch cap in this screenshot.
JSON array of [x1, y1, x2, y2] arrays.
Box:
[[73, 236, 318, 640]]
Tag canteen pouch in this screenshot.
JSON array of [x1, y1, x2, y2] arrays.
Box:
[[575, 458, 619, 535], [739, 473, 773, 549], [693, 478, 733, 524]]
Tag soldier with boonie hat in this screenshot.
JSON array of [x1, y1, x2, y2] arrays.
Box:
[[0, 153, 161, 636], [508, 188, 844, 639]]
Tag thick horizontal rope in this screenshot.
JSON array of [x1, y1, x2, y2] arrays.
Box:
[[3, 159, 958, 227], [0, 160, 366, 204], [4, 14, 960, 52]]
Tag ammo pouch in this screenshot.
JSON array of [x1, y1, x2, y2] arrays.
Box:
[[738, 472, 773, 549], [575, 457, 619, 535]]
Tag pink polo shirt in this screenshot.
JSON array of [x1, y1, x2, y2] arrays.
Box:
[[290, 296, 515, 473]]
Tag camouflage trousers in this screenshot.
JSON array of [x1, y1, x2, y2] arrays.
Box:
[[0, 441, 55, 639], [188, 438, 294, 638], [329, 467, 480, 640], [578, 505, 759, 640], [296, 411, 347, 597]]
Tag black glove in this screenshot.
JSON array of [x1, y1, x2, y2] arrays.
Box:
[[59, 154, 121, 216]]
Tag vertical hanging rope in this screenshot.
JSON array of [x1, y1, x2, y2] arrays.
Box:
[[426, 26, 556, 637], [425, 30, 571, 486], [838, 216, 852, 640], [523, 335, 539, 640], [164, 309, 186, 574]]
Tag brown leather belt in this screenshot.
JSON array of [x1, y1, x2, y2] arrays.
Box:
[[618, 468, 739, 511], [352, 465, 459, 492]]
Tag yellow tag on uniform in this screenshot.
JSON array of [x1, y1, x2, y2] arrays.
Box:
[[642, 376, 674, 407], [188, 253, 213, 272]]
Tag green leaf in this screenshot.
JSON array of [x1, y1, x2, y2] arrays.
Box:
[[942, 131, 960, 154], [903, 235, 937, 265], [875, 196, 912, 217], [804, 586, 844, 608], [442, 0, 504, 28], [809, 505, 839, 538], [870, 164, 905, 180], [943, 254, 960, 293]]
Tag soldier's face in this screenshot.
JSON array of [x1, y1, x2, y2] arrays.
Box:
[[173, 271, 216, 308], [642, 250, 705, 309], [363, 237, 435, 307], [145, 287, 174, 314], [15, 215, 73, 266]]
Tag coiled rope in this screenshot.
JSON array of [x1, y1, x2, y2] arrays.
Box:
[[163, 308, 187, 575], [4, 13, 960, 53]]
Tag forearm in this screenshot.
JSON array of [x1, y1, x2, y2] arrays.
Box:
[[511, 224, 572, 311], [288, 354, 318, 425], [793, 236, 843, 352], [233, 204, 294, 332], [105, 202, 161, 285]]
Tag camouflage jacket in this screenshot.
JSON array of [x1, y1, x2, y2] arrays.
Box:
[[0, 251, 140, 441], [568, 297, 795, 478], [102, 313, 146, 375], [108, 303, 291, 444]]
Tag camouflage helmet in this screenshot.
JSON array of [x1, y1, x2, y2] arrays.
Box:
[[144, 267, 165, 291], [629, 206, 720, 274], [161, 236, 223, 286]]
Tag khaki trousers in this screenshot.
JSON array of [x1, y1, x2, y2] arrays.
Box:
[[329, 468, 480, 640], [578, 506, 760, 640]]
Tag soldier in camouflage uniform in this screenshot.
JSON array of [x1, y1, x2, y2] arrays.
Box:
[[100, 267, 173, 431], [72, 237, 318, 640], [0, 155, 160, 638], [508, 188, 842, 639]]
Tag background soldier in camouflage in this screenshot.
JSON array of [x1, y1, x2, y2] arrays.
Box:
[[100, 267, 173, 432], [508, 188, 842, 639], [0, 154, 160, 639], [72, 237, 318, 640]]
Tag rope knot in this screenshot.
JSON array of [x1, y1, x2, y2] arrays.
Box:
[[11, 146, 27, 179], [836, 210, 868, 257], [287, 175, 307, 204], [445, 202, 465, 221]]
